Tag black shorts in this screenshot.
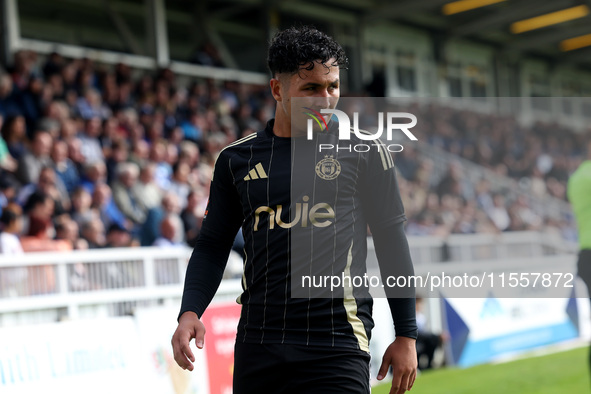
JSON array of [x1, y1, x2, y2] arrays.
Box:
[[232, 342, 371, 394], [578, 249, 591, 294]]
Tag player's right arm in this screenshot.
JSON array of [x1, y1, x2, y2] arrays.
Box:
[[172, 150, 244, 371]]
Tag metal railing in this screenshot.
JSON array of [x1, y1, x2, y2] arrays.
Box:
[[405, 231, 576, 265], [18, 38, 269, 85], [0, 231, 576, 326], [0, 247, 203, 326]]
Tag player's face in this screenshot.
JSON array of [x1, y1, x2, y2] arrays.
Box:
[[272, 59, 340, 135], [285, 61, 340, 100]]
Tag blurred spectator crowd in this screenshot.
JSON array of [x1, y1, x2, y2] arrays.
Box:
[[0, 50, 274, 255], [0, 50, 585, 256], [396, 103, 585, 240]]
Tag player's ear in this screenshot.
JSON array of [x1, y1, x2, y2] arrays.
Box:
[[270, 77, 282, 102]]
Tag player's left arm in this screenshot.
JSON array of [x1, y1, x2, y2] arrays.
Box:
[[373, 222, 417, 393], [360, 143, 418, 393]]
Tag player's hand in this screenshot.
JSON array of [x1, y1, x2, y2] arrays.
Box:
[[171, 311, 206, 371], [377, 336, 417, 393]]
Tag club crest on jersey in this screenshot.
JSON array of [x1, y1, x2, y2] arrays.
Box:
[[315, 155, 341, 180]]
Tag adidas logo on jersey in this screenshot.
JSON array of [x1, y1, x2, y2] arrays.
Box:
[[244, 163, 268, 181]]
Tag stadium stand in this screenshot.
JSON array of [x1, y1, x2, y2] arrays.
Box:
[[0, 49, 583, 262], [0, 50, 274, 255], [2, 4, 590, 391]]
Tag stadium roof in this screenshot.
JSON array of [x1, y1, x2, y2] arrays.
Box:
[[360, 0, 591, 67], [11, 0, 591, 72], [207, 0, 591, 69]]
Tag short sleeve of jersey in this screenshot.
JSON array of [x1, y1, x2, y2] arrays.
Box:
[[360, 142, 406, 230], [200, 151, 244, 240]]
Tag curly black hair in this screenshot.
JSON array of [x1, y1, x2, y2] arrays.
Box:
[[267, 26, 348, 77]]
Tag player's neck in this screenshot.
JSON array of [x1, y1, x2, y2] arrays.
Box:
[[273, 109, 291, 138]]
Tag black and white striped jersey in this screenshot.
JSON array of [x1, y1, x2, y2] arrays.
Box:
[[180, 119, 415, 352]]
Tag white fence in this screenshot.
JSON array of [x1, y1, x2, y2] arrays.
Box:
[[406, 231, 577, 265], [0, 247, 242, 326], [0, 232, 578, 327]]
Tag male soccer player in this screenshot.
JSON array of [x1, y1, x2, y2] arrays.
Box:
[[568, 136, 591, 377], [172, 26, 418, 393]]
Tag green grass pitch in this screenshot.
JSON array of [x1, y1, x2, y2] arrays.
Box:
[[373, 346, 589, 394]]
